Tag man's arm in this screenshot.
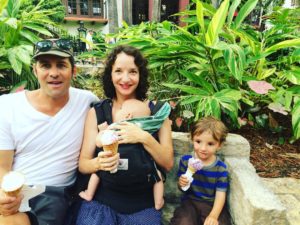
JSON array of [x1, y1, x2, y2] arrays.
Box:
[[0, 150, 14, 183], [0, 150, 23, 216]]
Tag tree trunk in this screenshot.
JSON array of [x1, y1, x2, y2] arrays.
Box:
[[107, 0, 118, 33], [123, 0, 133, 25], [151, 0, 161, 22]]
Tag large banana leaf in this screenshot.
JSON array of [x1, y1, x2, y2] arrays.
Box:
[[163, 82, 241, 121], [178, 70, 214, 94], [232, 0, 259, 29], [196, 1, 205, 37], [264, 39, 300, 54], [0, 0, 8, 14], [227, 0, 241, 27], [205, 0, 229, 46]]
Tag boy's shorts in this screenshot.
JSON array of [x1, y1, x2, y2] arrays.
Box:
[[25, 185, 70, 225]]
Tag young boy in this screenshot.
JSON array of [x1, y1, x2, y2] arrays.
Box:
[[79, 99, 165, 210], [170, 117, 231, 225]]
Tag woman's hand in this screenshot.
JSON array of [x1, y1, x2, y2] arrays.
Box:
[[178, 175, 189, 188], [0, 190, 22, 216], [95, 151, 120, 172], [110, 121, 148, 144]]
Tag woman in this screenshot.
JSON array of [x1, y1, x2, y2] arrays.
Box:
[[76, 45, 174, 224]]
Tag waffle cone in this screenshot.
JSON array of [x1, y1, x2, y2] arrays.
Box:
[[103, 141, 119, 155], [187, 166, 196, 174], [3, 186, 23, 197]]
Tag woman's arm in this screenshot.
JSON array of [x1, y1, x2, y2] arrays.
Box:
[[79, 108, 119, 174], [204, 191, 226, 225]]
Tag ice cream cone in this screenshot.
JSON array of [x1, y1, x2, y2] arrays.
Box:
[[181, 157, 203, 191], [103, 141, 119, 155], [187, 166, 196, 174], [1, 171, 25, 197], [100, 130, 119, 173]]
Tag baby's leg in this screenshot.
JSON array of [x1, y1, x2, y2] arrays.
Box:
[[154, 170, 164, 210], [79, 173, 100, 201]]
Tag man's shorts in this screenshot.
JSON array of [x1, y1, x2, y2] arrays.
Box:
[[25, 186, 70, 225]]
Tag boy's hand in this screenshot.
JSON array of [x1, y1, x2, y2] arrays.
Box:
[[178, 175, 189, 188], [204, 215, 219, 225]]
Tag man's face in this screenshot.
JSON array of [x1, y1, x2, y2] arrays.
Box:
[[33, 55, 75, 100]]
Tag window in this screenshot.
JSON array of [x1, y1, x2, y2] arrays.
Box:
[[132, 0, 148, 24], [92, 0, 101, 16], [64, 0, 104, 18]]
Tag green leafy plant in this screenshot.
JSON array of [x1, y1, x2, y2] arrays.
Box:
[[91, 0, 300, 140], [0, 0, 63, 93]]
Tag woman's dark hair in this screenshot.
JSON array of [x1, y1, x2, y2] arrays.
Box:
[[102, 45, 149, 100]]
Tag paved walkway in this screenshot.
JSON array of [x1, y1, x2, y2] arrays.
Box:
[[262, 178, 300, 225]]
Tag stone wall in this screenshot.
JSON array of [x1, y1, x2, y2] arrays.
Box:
[[163, 132, 288, 225]]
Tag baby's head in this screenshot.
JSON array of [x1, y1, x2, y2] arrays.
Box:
[[191, 116, 228, 145], [115, 99, 150, 122]]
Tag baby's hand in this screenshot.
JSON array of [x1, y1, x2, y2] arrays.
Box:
[[98, 122, 108, 132], [125, 113, 133, 120], [178, 175, 189, 188]]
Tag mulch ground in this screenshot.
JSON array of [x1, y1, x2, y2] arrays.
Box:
[[235, 125, 300, 179]]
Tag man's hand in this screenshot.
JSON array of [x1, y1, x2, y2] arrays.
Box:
[[0, 190, 23, 216]]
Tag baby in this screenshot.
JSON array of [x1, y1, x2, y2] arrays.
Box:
[[79, 99, 165, 210]]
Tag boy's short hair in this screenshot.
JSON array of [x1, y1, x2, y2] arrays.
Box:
[[191, 116, 228, 143]]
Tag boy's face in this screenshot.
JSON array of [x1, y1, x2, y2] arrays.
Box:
[[193, 131, 221, 163]]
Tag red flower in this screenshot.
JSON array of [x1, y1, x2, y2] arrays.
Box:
[[175, 117, 183, 128]]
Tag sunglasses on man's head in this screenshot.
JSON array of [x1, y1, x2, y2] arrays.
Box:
[[35, 39, 73, 52]]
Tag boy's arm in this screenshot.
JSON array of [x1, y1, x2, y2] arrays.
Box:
[[204, 191, 226, 225]]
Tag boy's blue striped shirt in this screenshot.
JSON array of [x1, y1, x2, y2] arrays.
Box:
[[178, 154, 229, 202]]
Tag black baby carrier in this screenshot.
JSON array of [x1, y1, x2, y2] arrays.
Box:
[[93, 99, 166, 213]]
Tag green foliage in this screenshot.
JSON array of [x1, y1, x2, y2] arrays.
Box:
[[21, 0, 65, 23], [105, 0, 300, 140], [0, 0, 62, 93]]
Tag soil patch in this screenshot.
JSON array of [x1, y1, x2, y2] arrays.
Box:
[[235, 125, 300, 179]]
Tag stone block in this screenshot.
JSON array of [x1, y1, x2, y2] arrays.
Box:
[[262, 178, 300, 195], [221, 134, 250, 159], [225, 157, 288, 225]]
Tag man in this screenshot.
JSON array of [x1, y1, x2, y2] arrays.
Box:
[[0, 39, 98, 225]]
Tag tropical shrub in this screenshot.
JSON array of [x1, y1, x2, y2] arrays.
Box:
[[109, 0, 300, 140], [0, 0, 64, 94]]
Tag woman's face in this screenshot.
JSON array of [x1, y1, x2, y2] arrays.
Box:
[[111, 52, 140, 99]]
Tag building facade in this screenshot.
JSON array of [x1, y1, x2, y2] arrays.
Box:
[[61, 0, 190, 36]]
